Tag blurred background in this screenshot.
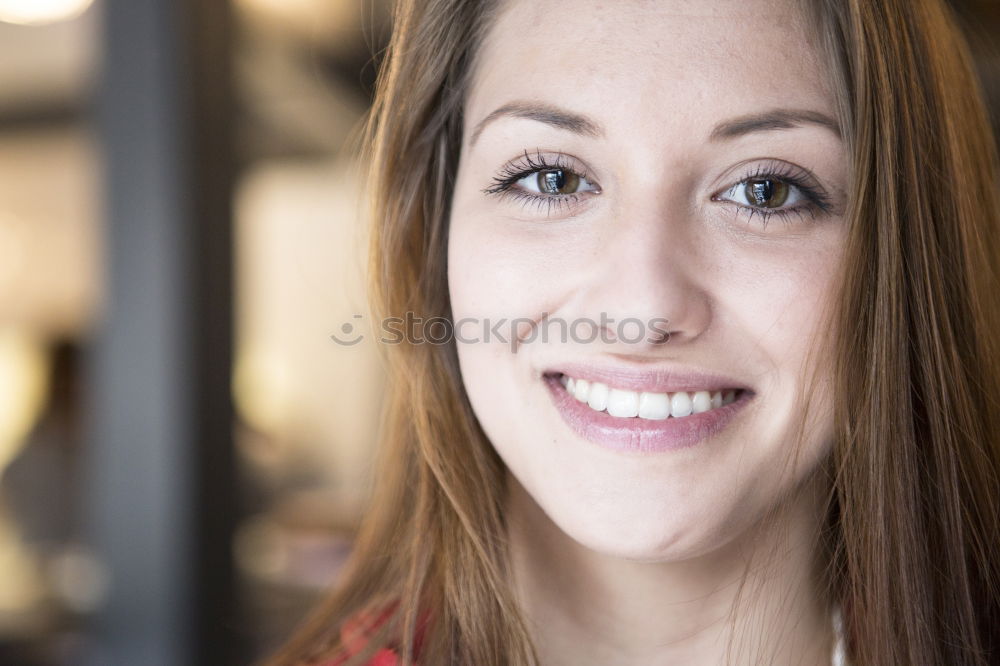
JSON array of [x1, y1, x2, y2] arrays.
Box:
[[0, 0, 390, 664], [0, 1, 996, 665]]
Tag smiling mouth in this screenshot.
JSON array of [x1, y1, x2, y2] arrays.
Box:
[[542, 370, 753, 453], [557, 372, 746, 420]]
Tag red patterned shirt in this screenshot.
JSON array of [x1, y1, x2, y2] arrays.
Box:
[[317, 601, 428, 666]]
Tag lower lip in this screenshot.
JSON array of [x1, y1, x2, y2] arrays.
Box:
[[544, 374, 753, 454]]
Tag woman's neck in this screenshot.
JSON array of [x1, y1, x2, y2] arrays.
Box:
[[505, 472, 835, 666]]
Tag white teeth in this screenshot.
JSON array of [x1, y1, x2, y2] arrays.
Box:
[[692, 391, 712, 414], [638, 391, 671, 420], [559, 374, 742, 420], [606, 388, 639, 418], [587, 382, 609, 411], [670, 391, 693, 418]]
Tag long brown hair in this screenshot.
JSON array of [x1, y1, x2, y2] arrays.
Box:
[[269, 0, 1000, 663]]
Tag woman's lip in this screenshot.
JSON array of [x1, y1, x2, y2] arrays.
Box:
[[543, 362, 754, 395], [543, 374, 752, 454]]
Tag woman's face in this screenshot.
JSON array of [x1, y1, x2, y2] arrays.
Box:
[[448, 0, 847, 560]]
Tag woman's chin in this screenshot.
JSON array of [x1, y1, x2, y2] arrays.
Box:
[[551, 505, 739, 564]]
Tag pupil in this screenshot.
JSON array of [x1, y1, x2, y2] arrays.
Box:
[[541, 169, 566, 193], [749, 179, 773, 205], [538, 169, 579, 194], [745, 178, 788, 208]]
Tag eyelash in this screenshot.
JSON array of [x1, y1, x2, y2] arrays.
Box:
[[714, 160, 834, 228], [482, 150, 596, 216], [482, 151, 833, 227]]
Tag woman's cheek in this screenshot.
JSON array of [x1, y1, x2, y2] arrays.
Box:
[[449, 217, 568, 321]]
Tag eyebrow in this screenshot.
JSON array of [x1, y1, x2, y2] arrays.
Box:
[[708, 109, 841, 140], [469, 101, 841, 146], [470, 101, 603, 146]]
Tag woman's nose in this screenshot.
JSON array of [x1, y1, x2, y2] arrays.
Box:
[[573, 197, 714, 350]]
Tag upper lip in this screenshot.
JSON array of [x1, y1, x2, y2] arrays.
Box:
[[544, 360, 754, 394]]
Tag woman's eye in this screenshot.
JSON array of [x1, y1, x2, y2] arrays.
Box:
[[718, 177, 806, 210], [516, 168, 597, 196]]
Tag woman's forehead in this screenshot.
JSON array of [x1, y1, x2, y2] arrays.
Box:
[[465, 0, 835, 145]]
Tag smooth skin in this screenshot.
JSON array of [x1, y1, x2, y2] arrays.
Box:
[[448, 1, 848, 663]]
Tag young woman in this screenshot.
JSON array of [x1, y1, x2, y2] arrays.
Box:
[[270, 0, 1000, 663]]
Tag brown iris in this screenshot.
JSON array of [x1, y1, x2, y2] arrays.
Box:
[[536, 168, 580, 195], [744, 178, 789, 208]]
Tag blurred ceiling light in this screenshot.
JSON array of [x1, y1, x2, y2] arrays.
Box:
[[236, 0, 360, 40], [239, 0, 314, 14], [238, 0, 326, 18], [233, 342, 296, 440], [0, 0, 94, 26], [0, 329, 48, 471], [0, 130, 100, 337], [0, 329, 48, 616]]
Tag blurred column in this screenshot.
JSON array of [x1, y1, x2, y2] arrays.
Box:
[[86, 0, 236, 665]]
